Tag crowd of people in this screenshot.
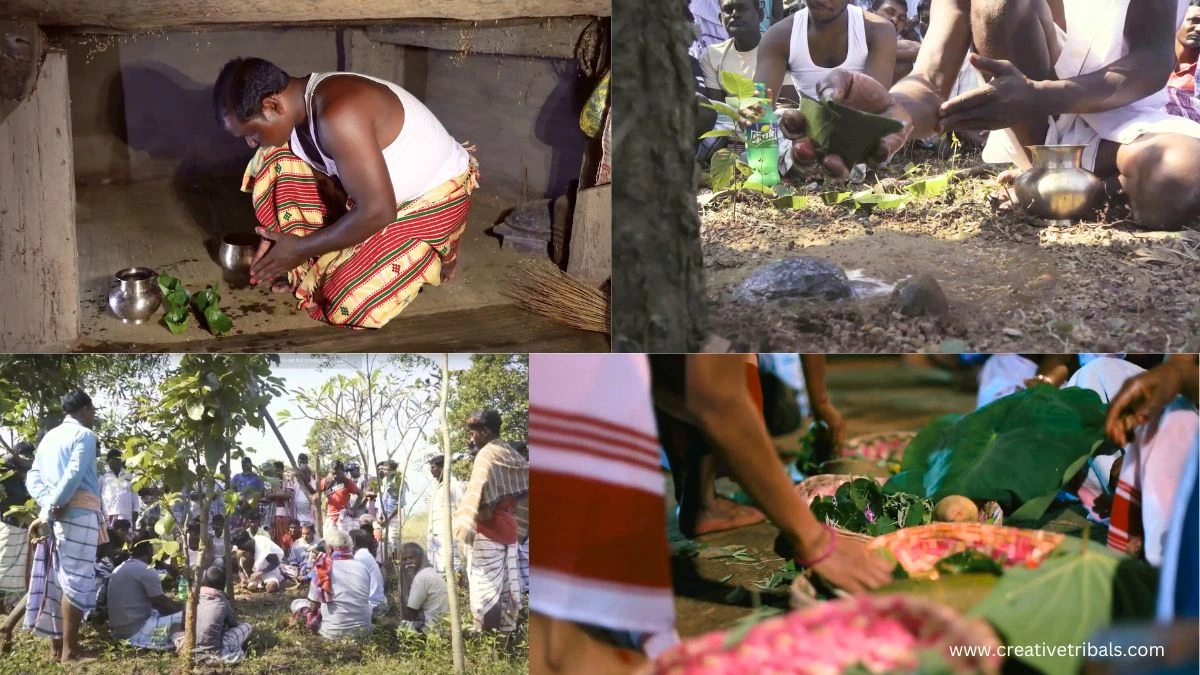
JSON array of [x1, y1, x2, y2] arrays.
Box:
[[686, 0, 1200, 229], [0, 392, 530, 664], [529, 352, 1199, 672]]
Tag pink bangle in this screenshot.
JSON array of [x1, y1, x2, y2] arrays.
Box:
[[796, 525, 837, 568]]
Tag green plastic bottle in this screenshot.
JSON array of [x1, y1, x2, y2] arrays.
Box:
[[177, 575, 189, 601], [745, 83, 780, 187]]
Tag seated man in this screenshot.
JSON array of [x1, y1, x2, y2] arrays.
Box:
[[214, 58, 478, 329], [283, 524, 319, 583], [755, 0, 897, 175], [872, 0, 922, 79], [173, 567, 252, 665], [1165, 2, 1199, 121], [756, 0, 897, 99], [802, 0, 1200, 230], [350, 529, 387, 616], [399, 543, 449, 634], [288, 529, 373, 640], [233, 531, 285, 593], [89, 530, 120, 625], [107, 535, 184, 650]]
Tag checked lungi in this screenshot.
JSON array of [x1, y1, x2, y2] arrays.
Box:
[[466, 533, 522, 633], [0, 521, 27, 596], [24, 512, 103, 639], [242, 144, 479, 329]]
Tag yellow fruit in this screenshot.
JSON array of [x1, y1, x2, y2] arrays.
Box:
[[934, 495, 978, 523]]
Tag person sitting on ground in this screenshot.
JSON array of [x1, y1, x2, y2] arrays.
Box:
[[283, 523, 320, 582], [288, 528, 374, 640], [756, 0, 897, 100], [89, 529, 120, 625], [233, 530, 285, 593], [350, 528, 388, 616], [107, 534, 184, 651], [799, 0, 1200, 230], [699, 0, 800, 160], [213, 58, 478, 329], [172, 566, 253, 665], [110, 519, 133, 546], [399, 542, 449, 634], [872, 0, 921, 79], [280, 518, 301, 556], [243, 512, 266, 539], [1166, 1, 1200, 121], [754, 0, 897, 177]]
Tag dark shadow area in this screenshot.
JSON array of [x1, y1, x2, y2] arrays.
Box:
[[533, 59, 588, 200]]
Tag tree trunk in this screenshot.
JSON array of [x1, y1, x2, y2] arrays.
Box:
[[440, 355, 465, 673], [224, 447, 235, 600], [180, 476, 212, 670], [610, 0, 708, 352]]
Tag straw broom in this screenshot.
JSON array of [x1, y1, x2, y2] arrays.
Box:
[[504, 263, 609, 334]]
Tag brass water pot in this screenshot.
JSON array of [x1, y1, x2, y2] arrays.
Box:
[[1013, 144, 1104, 226], [108, 267, 161, 324]]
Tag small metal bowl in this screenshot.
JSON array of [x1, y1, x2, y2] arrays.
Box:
[[218, 233, 260, 273]]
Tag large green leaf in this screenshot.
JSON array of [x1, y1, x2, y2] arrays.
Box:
[[969, 540, 1158, 675], [798, 95, 904, 166], [884, 386, 1109, 519], [709, 149, 739, 191]]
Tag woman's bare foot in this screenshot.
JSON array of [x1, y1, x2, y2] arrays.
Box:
[[687, 497, 765, 537], [440, 259, 458, 284]]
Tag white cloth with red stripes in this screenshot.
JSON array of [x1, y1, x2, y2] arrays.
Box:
[[529, 354, 679, 657]]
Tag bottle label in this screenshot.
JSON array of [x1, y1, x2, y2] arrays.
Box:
[[747, 123, 777, 146]]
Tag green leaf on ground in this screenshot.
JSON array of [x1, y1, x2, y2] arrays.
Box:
[[165, 289, 189, 307], [906, 171, 954, 198], [821, 190, 853, 205], [969, 542, 1158, 675], [773, 195, 809, 209]]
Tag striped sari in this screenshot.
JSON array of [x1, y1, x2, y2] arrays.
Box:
[[241, 144, 479, 329]]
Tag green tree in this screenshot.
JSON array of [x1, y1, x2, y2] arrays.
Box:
[[0, 355, 167, 447], [124, 354, 283, 669], [444, 354, 529, 457]]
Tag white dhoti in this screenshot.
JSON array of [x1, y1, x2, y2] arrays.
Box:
[[0, 521, 28, 596], [23, 513, 101, 639], [466, 533, 521, 632], [983, 0, 1200, 171], [427, 532, 462, 575], [1065, 357, 1199, 566]]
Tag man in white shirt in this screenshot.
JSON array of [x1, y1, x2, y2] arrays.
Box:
[[425, 454, 464, 576], [350, 528, 387, 616], [101, 449, 138, 526], [233, 531, 284, 593]]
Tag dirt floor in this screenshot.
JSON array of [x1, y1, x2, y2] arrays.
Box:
[[665, 356, 1094, 639], [701, 149, 1200, 353], [75, 177, 603, 351]]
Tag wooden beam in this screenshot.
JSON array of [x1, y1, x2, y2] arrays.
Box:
[[366, 18, 590, 59], [565, 184, 611, 286], [0, 50, 79, 352], [4, 1, 609, 32], [73, 303, 609, 353]]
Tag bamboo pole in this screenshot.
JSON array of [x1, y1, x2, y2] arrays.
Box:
[[440, 354, 465, 673]]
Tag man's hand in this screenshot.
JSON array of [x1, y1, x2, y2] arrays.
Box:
[[249, 228, 310, 285], [812, 398, 845, 450], [805, 534, 893, 594], [780, 70, 911, 179], [938, 54, 1047, 132], [1104, 362, 1187, 446]]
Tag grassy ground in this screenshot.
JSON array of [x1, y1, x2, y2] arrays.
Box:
[[1, 513, 526, 674], [701, 145, 1200, 352]]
